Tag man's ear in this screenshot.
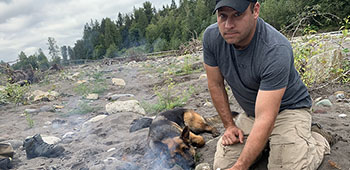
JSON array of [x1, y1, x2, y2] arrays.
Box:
[[254, 2, 260, 19], [181, 126, 190, 144]]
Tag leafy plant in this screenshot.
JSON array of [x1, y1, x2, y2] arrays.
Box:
[[73, 71, 107, 96], [142, 76, 195, 114], [0, 82, 29, 105], [25, 112, 35, 128]]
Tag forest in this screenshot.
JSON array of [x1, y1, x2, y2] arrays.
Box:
[[3, 0, 350, 70]]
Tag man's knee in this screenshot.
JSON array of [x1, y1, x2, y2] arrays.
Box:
[[213, 137, 244, 169]]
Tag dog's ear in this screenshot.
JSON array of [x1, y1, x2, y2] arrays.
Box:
[[180, 126, 190, 144]]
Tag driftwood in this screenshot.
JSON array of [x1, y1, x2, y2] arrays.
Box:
[[0, 64, 35, 85]]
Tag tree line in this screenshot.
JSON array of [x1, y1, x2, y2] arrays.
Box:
[[4, 0, 349, 71]]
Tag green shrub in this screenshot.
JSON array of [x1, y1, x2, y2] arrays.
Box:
[[0, 82, 29, 105], [142, 77, 195, 114]]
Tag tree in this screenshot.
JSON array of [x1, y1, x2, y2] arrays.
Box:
[[12, 51, 29, 70], [37, 48, 49, 71], [47, 37, 61, 65], [105, 43, 118, 58], [67, 46, 75, 61], [61, 46, 68, 65]]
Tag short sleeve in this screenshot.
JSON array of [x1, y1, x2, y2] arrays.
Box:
[[203, 27, 218, 67], [259, 45, 292, 90]]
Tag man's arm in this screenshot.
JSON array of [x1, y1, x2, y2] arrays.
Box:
[[230, 88, 286, 170], [204, 64, 244, 145]]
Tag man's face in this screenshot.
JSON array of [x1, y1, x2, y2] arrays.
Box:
[[217, 3, 259, 48]]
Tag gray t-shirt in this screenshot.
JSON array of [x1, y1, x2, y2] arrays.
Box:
[[203, 18, 312, 117]]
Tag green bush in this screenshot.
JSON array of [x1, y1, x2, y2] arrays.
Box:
[[0, 82, 29, 105], [142, 77, 195, 114]]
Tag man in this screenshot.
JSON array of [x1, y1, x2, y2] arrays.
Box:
[[202, 0, 331, 169]]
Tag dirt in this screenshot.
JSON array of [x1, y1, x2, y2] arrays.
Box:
[[0, 53, 349, 170]]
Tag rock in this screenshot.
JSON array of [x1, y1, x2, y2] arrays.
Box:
[[40, 105, 55, 112], [44, 121, 52, 125], [314, 97, 323, 103], [25, 109, 39, 114], [62, 132, 75, 139], [106, 100, 146, 115], [199, 74, 207, 80], [112, 78, 126, 86], [313, 109, 327, 114], [335, 91, 345, 99], [86, 93, 99, 100], [338, 114, 347, 118], [76, 80, 87, 85], [41, 135, 61, 145], [72, 72, 80, 78], [315, 99, 332, 107], [195, 163, 211, 170], [107, 148, 116, 152], [30, 90, 59, 102], [89, 164, 105, 170], [204, 102, 213, 107], [82, 115, 108, 128], [106, 93, 134, 101], [5, 140, 23, 150], [87, 115, 108, 123], [129, 117, 153, 132], [103, 157, 118, 165], [54, 105, 64, 109]]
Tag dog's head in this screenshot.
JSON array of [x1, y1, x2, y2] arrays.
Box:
[[160, 126, 196, 169]]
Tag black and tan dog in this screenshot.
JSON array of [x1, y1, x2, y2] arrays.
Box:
[[147, 108, 220, 169]]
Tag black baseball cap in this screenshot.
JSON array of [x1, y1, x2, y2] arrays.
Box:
[[213, 0, 257, 14]]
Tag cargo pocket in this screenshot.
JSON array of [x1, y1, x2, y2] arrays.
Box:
[[269, 125, 310, 170]]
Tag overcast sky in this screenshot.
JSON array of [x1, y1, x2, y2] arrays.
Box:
[[0, 0, 175, 62]]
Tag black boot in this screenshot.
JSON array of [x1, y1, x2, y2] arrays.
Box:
[[311, 122, 337, 146], [23, 134, 65, 159], [0, 157, 12, 170]]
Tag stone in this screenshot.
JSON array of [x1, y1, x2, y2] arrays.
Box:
[[86, 93, 99, 100], [82, 115, 108, 128], [315, 99, 332, 107], [40, 105, 55, 112], [87, 115, 108, 123], [41, 135, 61, 145], [105, 100, 146, 115], [199, 74, 207, 80], [76, 80, 87, 85], [107, 148, 116, 152], [4, 140, 23, 150], [129, 117, 153, 132], [30, 90, 59, 102], [112, 78, 126, 86], [204, 102, 213, 107], [195, 163, 211, 170], [25, 109, 39, 114], [54, 105, 64, 109], [106, 93, 134, 101], [334, 91, 345, 99], [338, 114, 347, 118], [62, 132, 75, 139]]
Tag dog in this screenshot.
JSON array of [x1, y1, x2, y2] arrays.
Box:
[[147, 108, 220, 169]]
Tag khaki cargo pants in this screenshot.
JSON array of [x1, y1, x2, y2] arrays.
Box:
[[0, 143, 14, 159], [213, 109, 330, 170]]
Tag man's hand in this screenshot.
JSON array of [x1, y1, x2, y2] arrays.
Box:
[[222, 126, 244, 145]]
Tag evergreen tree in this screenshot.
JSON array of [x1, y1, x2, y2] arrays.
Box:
[[47, 37, 61, 65], [67, 46, 75, 61], [37, 48, 50, 71], [61, 46, 68, 65]]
